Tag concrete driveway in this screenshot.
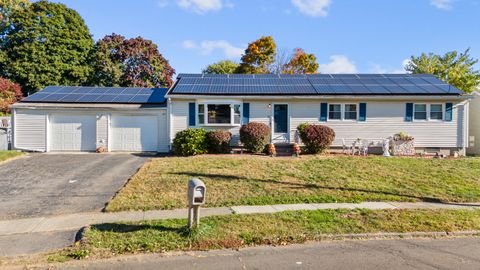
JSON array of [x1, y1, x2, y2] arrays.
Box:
[[0, 153, 148, 220]]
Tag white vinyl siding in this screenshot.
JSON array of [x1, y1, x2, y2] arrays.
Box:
[[240, 100, 464, 148], [13, 109, 46, 151], [96, 114, 109, 149], [468, 93, 480, 155]]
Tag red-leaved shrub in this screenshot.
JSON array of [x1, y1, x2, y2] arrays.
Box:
[[206, 130, 232, 153], [297, 124, 335, 154], [0, 78, 23, 114], [240, 122, 271, 153]]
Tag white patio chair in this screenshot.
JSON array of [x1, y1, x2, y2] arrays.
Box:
[[342, 139, 350, 154], [360, 139, 369, 156]]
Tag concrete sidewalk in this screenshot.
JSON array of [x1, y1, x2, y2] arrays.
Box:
[[1, 201, 480, 236]]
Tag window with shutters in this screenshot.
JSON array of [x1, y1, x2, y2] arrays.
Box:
[[197, 102, 242, 126]]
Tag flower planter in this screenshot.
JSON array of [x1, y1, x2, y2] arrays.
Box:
[[392, 139, 415, 156]]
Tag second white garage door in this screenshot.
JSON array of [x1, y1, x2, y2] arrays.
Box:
[[111, 115, 159, 152], [50, 114, 96, 151]]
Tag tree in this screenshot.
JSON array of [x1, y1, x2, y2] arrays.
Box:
[[283, 48, 319, 74], [236, 36, 276, 74], [0, 77, 22, 114], [0, 1, 93, 94], [90, 33, 175, 88], [203, 60, 239, 74], [0, 0, 29, 32], [406, 49, 480, 93]]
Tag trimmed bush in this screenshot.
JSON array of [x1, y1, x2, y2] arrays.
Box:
[[297, 124, 335, 154], [173, 128, 207, 156], [240, 122, 271, 153], [206, 130, 232, 153]]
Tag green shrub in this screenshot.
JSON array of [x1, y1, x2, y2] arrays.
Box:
[[240, 122, 271, 153], [173, 128, 208, 156], [206, 130, 232, 153], [297, 124, 335, 154]]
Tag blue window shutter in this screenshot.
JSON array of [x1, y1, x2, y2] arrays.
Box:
[[320, 103, 328, 122], [242, 103, 250, 124], [188, 102, 196, 126], [445, 102, 453, 122], [359, 103, 367, 121], [405, 103, 413, 122]]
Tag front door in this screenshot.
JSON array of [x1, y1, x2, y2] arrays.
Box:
[[272, 104, 289, 143]]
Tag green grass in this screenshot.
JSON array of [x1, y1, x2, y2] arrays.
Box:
[[72, 208, 480, 257], [106, 156, 480, 212], [0, 151, 23, 163]]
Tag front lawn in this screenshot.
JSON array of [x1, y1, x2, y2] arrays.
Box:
[[61, 208, 480, 259], [106, 156, 480, 212], [0, 151, 23, 163]]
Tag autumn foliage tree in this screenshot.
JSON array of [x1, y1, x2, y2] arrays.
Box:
[[283, 48, 319, 74], [89, 33, 175, 88], [0, 77, 22, 114], [236, 36, 276, 74]]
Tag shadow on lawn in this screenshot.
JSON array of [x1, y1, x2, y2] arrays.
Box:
[[92, 223, 191, 236], [172, 172, 459, 205]]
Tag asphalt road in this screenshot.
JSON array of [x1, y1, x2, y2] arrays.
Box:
[[50, 237, 480, 270], [0, 153, 147, 220]]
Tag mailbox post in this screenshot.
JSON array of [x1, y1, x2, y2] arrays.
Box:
[[187, 178, 206, 228]]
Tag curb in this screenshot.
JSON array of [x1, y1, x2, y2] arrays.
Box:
[[316, 230, 480, 240]]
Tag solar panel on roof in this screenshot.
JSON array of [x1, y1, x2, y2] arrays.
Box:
[[365, 85, 390, 94], [40, 86, 63, 93], [76, 94, 101, 102], [255, 74, 279, 78], [60, 94, 84, 102], [203, 74, 228, 78], [112, 95, 135, 103], [129, 95, 150, 103], [331, 74, 358, 79], [23, 93, 50, 101]]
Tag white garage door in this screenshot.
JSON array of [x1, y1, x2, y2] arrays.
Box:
[[50, 114, 96, 151], [111, 115, 159, 152]]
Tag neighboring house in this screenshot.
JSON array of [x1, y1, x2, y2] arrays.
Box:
[[10, 73, 472, 155], [468, 91, 480, 155], [11, 87, 169, 152]]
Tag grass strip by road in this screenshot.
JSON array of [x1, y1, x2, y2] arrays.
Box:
[[106, 156, 480, 212], [49, 208, 480, 262], [0, 151, 23, 163]]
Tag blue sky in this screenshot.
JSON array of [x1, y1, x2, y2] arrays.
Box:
[[54, 0, 479, 74]]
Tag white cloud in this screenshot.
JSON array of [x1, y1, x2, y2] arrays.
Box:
[[318, 55, 357, 73], [368, 59, 411, 74], [182, 40, 244, 58], [291, 0, 331, 17], [430, 0, 453, 10], [177, 0, 224, 13], [157, 0, 169, 7]]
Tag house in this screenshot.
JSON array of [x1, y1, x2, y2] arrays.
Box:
[[11, 73, 471, 155], [11, 87, 169, 152], [467, 91, 480, 155]]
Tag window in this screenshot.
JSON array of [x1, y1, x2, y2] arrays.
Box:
[[329, 104, 341, 120], [430, 104, 443, 120], [197, 103, 241, 125], [233, 104, 241, 124], [198, 104, 205, 124], [207, 104, 231, 124], [414, 104, 427, 120], [344, 104, 357, 120]]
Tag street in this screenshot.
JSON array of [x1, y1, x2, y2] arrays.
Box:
[[45, 237, 480, 270]]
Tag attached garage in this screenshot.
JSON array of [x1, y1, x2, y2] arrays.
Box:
[[12, 86, 170, 153], [49, 114, 96, 151], [111, 115, 159, 152]]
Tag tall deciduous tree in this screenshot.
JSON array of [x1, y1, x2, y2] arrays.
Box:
[[90, 33, 175, 88], [236, 36, 276, 74], [0, 0, 29, 32], [0, 77, 22, 114], [203, 60, 239, 74], [406, 49, 480, 93], [0, 1, 94, 94], [283, 48, 319, 74]]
